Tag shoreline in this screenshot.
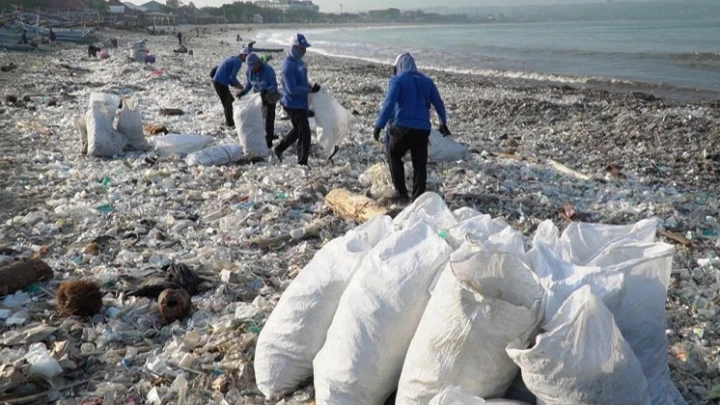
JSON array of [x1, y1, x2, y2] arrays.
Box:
[[0, 28, 718, 404]]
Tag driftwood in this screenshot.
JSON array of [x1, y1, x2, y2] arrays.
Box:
[[548, 159, 593, 181], [658, 229, 694, 248], [252, 221, 322, 249], [325, 188, 389, 224], [0, 259, 53, 297]]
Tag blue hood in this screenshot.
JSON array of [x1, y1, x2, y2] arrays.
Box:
[[394, 53, 417, 74]]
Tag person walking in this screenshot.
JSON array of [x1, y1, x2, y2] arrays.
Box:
[[274, 33, 320, 166], [211, 48, 251, 128], [237, 53, 280, 148], [48, 28, 57, 48], [177, 31, 182, 46], [20, 30, 28, 44], [373, 53, 451, 204]]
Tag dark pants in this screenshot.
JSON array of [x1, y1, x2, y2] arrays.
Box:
[[275, 107, 311, 165], [263, 102, 276, 148], [387, 127, 430, 200], [212, 81, 234, 127]]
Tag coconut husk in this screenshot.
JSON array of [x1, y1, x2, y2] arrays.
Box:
[[56, 280, 102, 317], [158, 289, 191, 324]]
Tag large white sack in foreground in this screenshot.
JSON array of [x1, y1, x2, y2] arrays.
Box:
[[234, 93, 269, 158], [393, 192, 457, 232], [397, 243, 543, 404], [559, 218, 659, 264], [153, 134, 214, 157], [313, 222, 453, 405], [116, 96, 149, 151], [185, 144, 245, 166], [507, 286, 651, 405], [428, 128, 468, 162], [587, 242, 684, 405], [309, 89, 353, 158], [430, 386, 531, 405], [86, 101, 128, 158], [254, 216, 393, 400]]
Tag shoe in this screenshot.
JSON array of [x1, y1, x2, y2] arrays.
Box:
[[272, 147, 283, 163], [379, 193, 410, 206]]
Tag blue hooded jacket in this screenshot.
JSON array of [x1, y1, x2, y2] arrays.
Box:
[[214, 56, 243, 87], [242, 55, 278, 94], [280, 50, 310, 110], [375, 53, 447, 132]]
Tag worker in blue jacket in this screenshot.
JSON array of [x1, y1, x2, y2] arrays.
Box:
[[211, 48, 251, 128], [374, 53, 451, 203], [274, 33, 321, 166], [237, 53, 280, 148]]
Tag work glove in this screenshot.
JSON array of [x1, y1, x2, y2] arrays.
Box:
[[236, 90, 247, 99], [373, 127, 382, 143], [311, 83, 321, 93], [439, 124, 452, 137]]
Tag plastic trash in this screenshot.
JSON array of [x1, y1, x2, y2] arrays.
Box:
[[233, 93, 269, 158], [255, 215, 393, 400], [309, 89, 353, 158], [428, 128, 468, 162], [153, 134, 214, 157], [185, 144, 244, 167], [25, 343, 64, 378]]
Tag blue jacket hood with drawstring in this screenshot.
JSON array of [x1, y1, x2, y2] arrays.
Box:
[[375, 53, 447, 131], [242, 60, 278, 95], [214, 56, 243, 87], [280, 51, 310, 109]]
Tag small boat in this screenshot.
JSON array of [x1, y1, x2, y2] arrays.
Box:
[[0, 41, 38, 51]]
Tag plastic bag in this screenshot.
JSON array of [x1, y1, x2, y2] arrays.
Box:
[[255, 216, 393, 400], [507, 286, 651, 405], [88, 92, 121, 118], [397, 242, 543, 404], [234, 93, 269, 158], [313, 222, 453, 405], [430, 386, 532, 405], [86, 101, 127, 158], [309, 89, 353, 158], [185, 145, 244, 167], [428, 128, 468, 162], [153, 134, 214, 157], [117, 96, 148, 151]]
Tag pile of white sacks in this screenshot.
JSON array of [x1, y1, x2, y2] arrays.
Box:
[[254, 192, 685, 405], [76, 93, 148, 157]]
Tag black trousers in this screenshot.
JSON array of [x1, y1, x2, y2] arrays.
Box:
[[212, 81, 234, 127], [275, 107, 311, 165], [263, 102, 276, 148], [387, 127, 430, 200]]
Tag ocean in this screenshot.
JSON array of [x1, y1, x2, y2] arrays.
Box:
[[257, 20, 720, 100]]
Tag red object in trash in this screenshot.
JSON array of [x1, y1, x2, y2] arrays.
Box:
[[150, 69, 164, 77]]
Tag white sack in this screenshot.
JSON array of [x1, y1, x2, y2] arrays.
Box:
[[185, 144, 245, 167], [587, 241, 683, 405], [153, 134, 214, 157], [430, 386, 532, 405], [507, 286, 651, 405], [86, 101, 127, 158], [88, 92, 121, 118], [309, 89, 353, 158], [74, 115, 88, 155], [397, 243, 543, 404], [116, 96, 148, 151], [255, 216, 393, 400], [313, 222, 453, 405], [428, 128, 468, 162], [393, 192, 458, 232], [234, 93, 269, 158], [559, 218, 659, 264]]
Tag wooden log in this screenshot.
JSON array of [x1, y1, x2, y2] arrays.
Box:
[[0, 259, 53, 297], [252, 222, 322, 249], [325, 188, 389, 224]]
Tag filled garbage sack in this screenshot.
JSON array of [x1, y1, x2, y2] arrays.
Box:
[[88, 92, 121, 117], [393, 192, 458, 232], [428, 128, 468, 162], [397, 240, 543, 404], [507, 285, 651, 405], [185, 144, 244, 167], [234, 93, 269, 158], [86, 101, 128, 158], [153, 134, 214, 157], [430, 386, 532, 405], [117, 96, 149, 151], [74, 115, 89, 155], [309, 89, 353, 158], [254, 216, 393, 400], [313, 221, 453, 405]]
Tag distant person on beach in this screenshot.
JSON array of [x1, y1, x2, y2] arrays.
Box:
[[49, 28, 57, 47], [21, 30, 28, 44], [211, 48, 251, 128], [177, 31, 182, 45], [236, 34, 241, 43], [274, 33, 320, 166], [373, 53, 451, 204], [237, 53, 280, 148]]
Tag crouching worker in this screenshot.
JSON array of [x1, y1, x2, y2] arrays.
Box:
[[211, 48, 250, 128], [237, 53, 280, 148], [373, 53, 451, 204]]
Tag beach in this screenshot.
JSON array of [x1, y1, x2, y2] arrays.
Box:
[[1, 25, 719, 403]]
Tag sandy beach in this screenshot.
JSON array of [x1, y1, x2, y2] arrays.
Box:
[[1, 25, 719, 404]]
